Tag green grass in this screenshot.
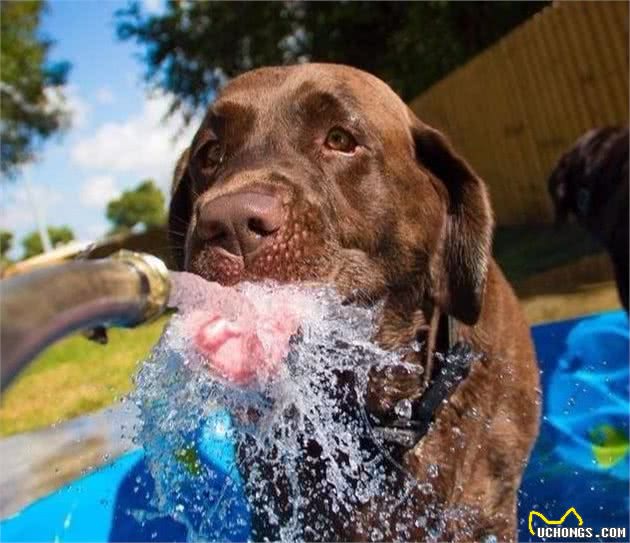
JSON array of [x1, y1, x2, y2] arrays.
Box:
[[0, 317, 168, 437]]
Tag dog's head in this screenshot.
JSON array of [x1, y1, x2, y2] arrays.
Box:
[[170, 64, 493, 328], [548, 126, 628, 224]]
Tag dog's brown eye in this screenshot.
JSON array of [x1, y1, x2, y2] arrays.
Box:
[[325, 128, 357, 153], [208, 142, 223, 165], [199, 142, 223, 170]]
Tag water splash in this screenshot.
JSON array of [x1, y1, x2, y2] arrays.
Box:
[[130, 272, 435, 541]]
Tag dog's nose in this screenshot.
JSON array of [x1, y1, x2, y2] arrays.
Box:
[[197, 192, 283, 256]]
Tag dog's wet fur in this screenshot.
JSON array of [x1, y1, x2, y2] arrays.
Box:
[[169, 64, 540, 541]]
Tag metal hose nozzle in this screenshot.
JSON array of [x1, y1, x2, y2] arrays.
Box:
[[0, 250, 171, 391]]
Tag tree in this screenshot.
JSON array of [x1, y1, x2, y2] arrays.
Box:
[[0, 230, 13, 262], [116, 1, 546, 121], [106, 179, 166, 234], [1, 1, 71, 179], [22, 225, 74, 259]]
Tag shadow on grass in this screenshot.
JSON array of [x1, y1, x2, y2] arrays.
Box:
[[493, 222, 602, 283]]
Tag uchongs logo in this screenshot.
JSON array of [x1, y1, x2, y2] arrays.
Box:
[[528, 507, 627, 540], [528, 507, 583, 535]]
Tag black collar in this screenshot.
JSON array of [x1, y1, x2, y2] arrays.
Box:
[[371, 312, 476, 449]]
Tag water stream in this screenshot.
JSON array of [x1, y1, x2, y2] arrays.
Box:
[[128, 271, 436, 541]]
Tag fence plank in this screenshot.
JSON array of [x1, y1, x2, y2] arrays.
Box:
[[409, 1, 628, 225]]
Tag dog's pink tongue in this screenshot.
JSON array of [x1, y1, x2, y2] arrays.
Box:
[[195, 317, 260, 384], [194, 305, 300, 386]]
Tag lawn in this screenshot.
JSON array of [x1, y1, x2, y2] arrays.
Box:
[[0, 317, 168, 437], [0, 222, 611, 438]]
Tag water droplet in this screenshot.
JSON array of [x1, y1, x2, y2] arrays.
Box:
[[394, 399, 413, 419]]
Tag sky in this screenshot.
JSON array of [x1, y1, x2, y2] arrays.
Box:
[[0, 0, 199, 258]]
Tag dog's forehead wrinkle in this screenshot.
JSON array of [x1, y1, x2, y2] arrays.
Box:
[[217, 64, 409, 136]]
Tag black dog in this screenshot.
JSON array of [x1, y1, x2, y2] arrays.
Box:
[[548, 126, 629, 312]]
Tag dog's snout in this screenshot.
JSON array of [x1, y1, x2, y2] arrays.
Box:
[[197, 192, 283, 256]]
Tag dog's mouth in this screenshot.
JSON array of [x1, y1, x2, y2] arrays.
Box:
[[189, 243, 325, 286]]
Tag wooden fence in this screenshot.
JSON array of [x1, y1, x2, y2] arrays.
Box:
[[409, 1, 629, 225]]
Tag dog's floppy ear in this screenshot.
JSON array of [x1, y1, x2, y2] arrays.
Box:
[[169, 147, 192, 270], [410, 115, 493, 325]]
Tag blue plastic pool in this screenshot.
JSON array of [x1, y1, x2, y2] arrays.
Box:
[[2, 311, 628, 542]]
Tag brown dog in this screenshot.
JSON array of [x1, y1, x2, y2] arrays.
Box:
[[548, 127, 629, 312], [169, 64, 540, 542]]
